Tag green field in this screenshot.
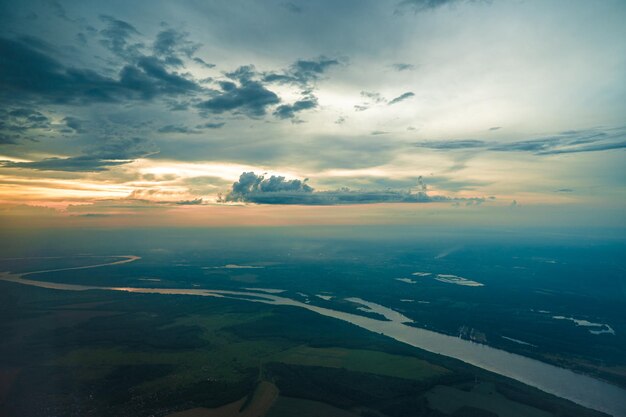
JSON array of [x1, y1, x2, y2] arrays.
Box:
[[0, 281, 610, 417], [271, 346, 449, 381]]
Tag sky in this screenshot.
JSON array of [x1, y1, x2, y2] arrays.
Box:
[[0, 0, 624, 228]]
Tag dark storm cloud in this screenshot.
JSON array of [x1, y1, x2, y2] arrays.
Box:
[[0, 107, 52, 144], [263, 56, 339, 86], [197, 77, 280, 117], [132, 56, 200, 93], [195, 58, 337, 119], [0, 36, 201, 105], [152, 28, 201, 67], [225, 65, 257, 83], [230, 172, 313, 196], [273, 97, 318, 119], [4, 108, 51, 130], [223, 172, 485, 205], [0, 37, 114, 103], [388, 92, 415, 105], [414, 127, 626, 155], [291, 57, 339, 82], [99, 15, 142, 59], [0, 16, 326, 120], [2, 137, 157, 172], [63, 116, 83, 132], [0, 17, 208, 108]]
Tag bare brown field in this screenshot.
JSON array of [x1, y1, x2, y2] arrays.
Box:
[[166, 381, 278, 417], [266, 396, 361, 417]]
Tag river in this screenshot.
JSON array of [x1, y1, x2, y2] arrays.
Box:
[[1, 255, 625, 416]]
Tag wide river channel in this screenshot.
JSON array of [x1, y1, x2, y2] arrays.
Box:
[[2, 255, 625, 416]]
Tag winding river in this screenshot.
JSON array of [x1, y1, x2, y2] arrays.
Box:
[[2, 255, 625, 416]]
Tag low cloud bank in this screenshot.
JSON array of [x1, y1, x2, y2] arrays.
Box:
[[223, 172, 486, 205]]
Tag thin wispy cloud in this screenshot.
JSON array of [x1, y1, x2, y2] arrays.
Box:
[[414, 128, 626, 155], [388, 92, 415, 105]]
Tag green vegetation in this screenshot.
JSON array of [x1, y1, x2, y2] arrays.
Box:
[[0, 267, 613, 417], [270, 346, 449, 381], [426, 383, 552, 417]]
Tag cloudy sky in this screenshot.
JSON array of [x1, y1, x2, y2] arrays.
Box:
[[0, 0, 624, 227]]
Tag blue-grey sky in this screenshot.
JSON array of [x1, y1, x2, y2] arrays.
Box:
[[0, 0, 624, 226]]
